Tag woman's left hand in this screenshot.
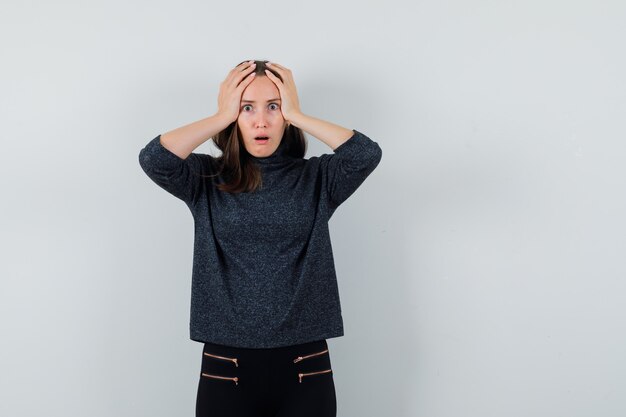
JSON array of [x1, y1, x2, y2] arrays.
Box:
[[264, 62, 302, 123]]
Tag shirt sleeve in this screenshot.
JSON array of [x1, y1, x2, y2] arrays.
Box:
[[322, 129, 383, 210], [138, 134, 207, 204]]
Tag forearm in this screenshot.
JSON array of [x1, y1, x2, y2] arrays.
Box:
[[288, 112, 354, 151], [160, 112, 233, 159]]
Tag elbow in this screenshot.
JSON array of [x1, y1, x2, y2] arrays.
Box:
[[138, 147, 148, 172], [370, 143, 382, 168], [138, 144, 155, 175]]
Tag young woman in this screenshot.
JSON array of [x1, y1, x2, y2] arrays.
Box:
[[138, 60, 382, 417]]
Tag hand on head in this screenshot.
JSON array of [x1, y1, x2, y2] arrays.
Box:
[[263, 62, 302, 123], [217, 60, 302, 124], [217, 60, 258, 123]]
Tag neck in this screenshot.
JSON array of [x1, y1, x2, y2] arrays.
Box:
[[249, 138, 291, 166]]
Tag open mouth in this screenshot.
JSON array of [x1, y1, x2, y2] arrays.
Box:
[[254, 136, 269, 144]]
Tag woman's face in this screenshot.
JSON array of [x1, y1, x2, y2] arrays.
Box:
[[237, 75, 288, 157]]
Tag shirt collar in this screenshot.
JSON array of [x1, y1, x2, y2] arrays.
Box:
[[249, 138, 291, 165]]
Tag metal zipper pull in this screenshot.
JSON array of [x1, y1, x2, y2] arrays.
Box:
[[204, 352, 239, 367], [201, 372, 239, 385], [293, 348, 329, 363], [298, 369, 332, 383]]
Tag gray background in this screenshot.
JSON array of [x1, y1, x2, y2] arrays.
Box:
[[1, 0, 624, 416]]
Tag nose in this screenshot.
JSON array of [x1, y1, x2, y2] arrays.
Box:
[[254, 107, 270, 128], [255, 114, 268, 128]]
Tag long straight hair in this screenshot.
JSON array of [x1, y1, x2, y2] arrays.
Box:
[[201, 60, 307, 193]]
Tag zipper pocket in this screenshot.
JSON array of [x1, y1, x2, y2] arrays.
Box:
[[204, 351, 239, 367], [201, 372, 239, 385], [298, 369, 332, 383], [293, 348, 329, 363]]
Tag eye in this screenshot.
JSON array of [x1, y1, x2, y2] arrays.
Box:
[[269, 103, 280, 110], [242, 104, 252, 111]]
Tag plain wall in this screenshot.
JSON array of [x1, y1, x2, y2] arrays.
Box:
[[1, 0, 624, 416]]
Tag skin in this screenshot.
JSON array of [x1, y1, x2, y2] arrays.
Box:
[[224, 60, 354, 154], [158, 60, 354, 161], [263, 62, 355, 151], [237, 74, 289, 158]]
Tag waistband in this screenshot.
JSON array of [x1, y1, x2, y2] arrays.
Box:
[[202, 339, 328, 361]]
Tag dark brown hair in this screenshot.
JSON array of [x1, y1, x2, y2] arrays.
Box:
[[199, 60, 307, 193]]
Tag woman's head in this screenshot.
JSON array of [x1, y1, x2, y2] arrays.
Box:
[[208, 60, 307, 194], [236, 62, 288, 158]]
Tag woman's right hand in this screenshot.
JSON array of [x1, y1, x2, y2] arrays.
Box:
[[216, 60, 257, 123]]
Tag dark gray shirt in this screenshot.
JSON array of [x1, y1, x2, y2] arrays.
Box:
[[138, 129, 382, 348]]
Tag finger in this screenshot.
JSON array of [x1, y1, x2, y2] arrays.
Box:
[[267, 62, 289, 72], [264, 69, 283, 85], [234, 62, 256, 78], [240, 62, 257, 76], [266, 63, 281, 72], [238, 70, 257, 89], [225, 61, 253, 80], [230, 62, 256, 85], [226, 61, 254, 79], [235, 60, 255, 70], [266, 64, 293, 82]]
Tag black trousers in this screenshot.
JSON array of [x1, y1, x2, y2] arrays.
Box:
[[196, 338, 336, 417]]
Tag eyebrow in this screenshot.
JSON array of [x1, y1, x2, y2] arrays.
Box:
[[241, 98, 281, 103]]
